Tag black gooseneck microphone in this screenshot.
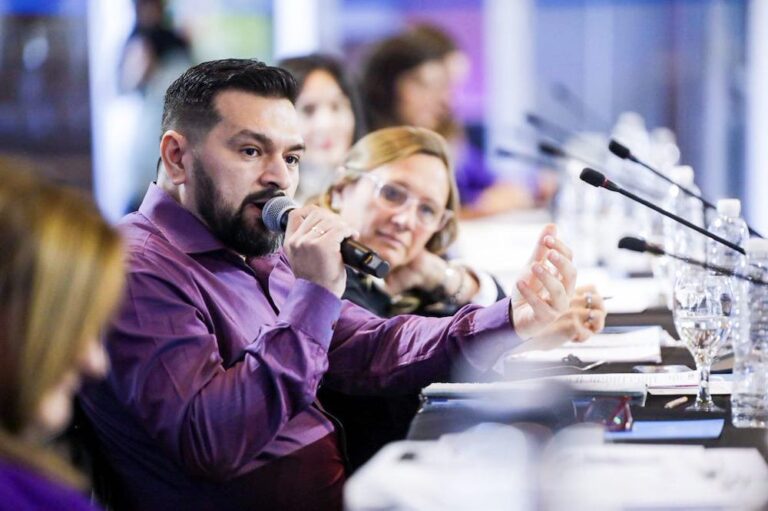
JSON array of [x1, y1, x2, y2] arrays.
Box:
[[580, 168, 745, 255], [608, 139, 763, 239], [618, 236, 766, 286], [262, 196, 391, 278], [609, 139, 715, 209], [494, 147, 557, 168], [550, 82, 610, 130], [538, 141, 604, 172], [539, 141, 658, 198], [525, 113, 578, 143]]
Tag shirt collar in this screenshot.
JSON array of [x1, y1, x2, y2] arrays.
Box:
[[138, 183, 227, 255]]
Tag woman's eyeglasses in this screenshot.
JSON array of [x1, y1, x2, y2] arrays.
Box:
[[360, 173, 452, 230]]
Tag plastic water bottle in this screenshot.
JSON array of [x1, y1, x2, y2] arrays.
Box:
[[731, 238, 768, 428], [661, 166, 705, 304], [707, 199, 748, 355]]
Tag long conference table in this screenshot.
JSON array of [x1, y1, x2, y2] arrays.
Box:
[[408, 210, 768, 508], [428, 210, 767, 459], [408, 217, 765, 450], [407, 340, 768, 463]]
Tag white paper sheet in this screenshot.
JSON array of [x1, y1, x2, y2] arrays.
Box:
[[543, 444, 768, 510], [506, 326, 663, 364], [575, 268, 666, 314], [423, 372, 732, 398], [550, 371, 732, 395]]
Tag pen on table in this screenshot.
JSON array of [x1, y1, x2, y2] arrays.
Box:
[[664, 396, 688, 409]]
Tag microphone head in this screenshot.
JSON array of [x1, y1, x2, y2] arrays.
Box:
[[618, 236, 665, 256], [538, 141, 565, 158], [262, 196, 297, 232], [579, 168, 606, 188], [618, 236, 648, 254], [608, 139, 631, 160], [525, 113, 542, 127]]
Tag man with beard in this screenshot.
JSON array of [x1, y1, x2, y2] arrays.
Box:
[[78, 59, 577, 511]]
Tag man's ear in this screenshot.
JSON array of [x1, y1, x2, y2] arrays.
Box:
[[159, 130, 191, 185]]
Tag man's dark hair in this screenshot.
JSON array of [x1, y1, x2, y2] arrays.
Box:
[[161, 58, 298, 142]]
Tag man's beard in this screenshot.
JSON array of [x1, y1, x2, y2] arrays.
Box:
[[192, 158, 283, 257]]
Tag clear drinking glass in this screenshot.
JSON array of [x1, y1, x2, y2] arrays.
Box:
[[672, 266, 733, 412]]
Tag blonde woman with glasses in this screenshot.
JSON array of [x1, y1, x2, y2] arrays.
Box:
[[0, 167, 124, 510], [319, 126, 606, 469]]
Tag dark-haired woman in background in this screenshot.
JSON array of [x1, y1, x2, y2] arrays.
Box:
[[279, 54, 363, 204], [0, 168, 124, 510], [359, 27, 553, 218]]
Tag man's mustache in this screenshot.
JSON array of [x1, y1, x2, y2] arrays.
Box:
[[240, 188, 285, 210]]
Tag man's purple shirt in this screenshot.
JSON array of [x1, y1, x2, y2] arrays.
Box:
[[79, 184, 520, 508]]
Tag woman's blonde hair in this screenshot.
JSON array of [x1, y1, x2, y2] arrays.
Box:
[[0, 167, 124, 488], [321, 126, 460, 254]]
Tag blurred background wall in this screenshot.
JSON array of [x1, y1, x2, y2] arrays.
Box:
[[0, 0, 764, 229]]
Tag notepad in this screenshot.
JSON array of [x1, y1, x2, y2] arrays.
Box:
[[424, 371, 734, 403], [605, 418, 725, 441], [505, 326, 663, 364], [548, 371, 732, 395], [422, 379, 647, 401]]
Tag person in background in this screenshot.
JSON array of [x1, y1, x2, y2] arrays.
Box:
[[318, 126, 606, 469], [78, 58, 577, 511], [359, 26, 546, 217], [278, 54, 362, 204], [0, 167, 124, 511], [120, 0, 191, 211]]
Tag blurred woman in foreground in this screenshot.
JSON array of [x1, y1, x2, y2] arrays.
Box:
[[0, 168, 124, 510], [319, 126, 605, 469]]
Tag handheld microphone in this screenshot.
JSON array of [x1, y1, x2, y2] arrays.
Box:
[[579, 168, 745, 255], [608, 139, 764, 239], [262, 196, 391, 278], [618, 236, 765, 285]]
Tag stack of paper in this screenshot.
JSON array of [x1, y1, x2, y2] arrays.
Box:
[[549, 372, 733, 395], [505, 326, 663, 365], [423, 371, 733, 399]]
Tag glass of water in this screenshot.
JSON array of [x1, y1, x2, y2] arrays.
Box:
[[672, 266, 733, 412]]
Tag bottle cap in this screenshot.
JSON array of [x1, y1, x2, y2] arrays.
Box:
[[670, 165, 694, 186], [716, 199, 741, 218], [745, 237, 768, 255]]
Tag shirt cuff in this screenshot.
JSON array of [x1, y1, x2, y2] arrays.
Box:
[[470, 297, 516, 336], [278, 279, 342, 349], [460, 297, 521, 371]]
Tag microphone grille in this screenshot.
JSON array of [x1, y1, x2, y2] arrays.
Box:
[[579, 168, 605, 188], [617, 237, 647, 253], [538, 142, 563, 158], [608, 139, 631, 160], [262, 196, 297, 232]]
